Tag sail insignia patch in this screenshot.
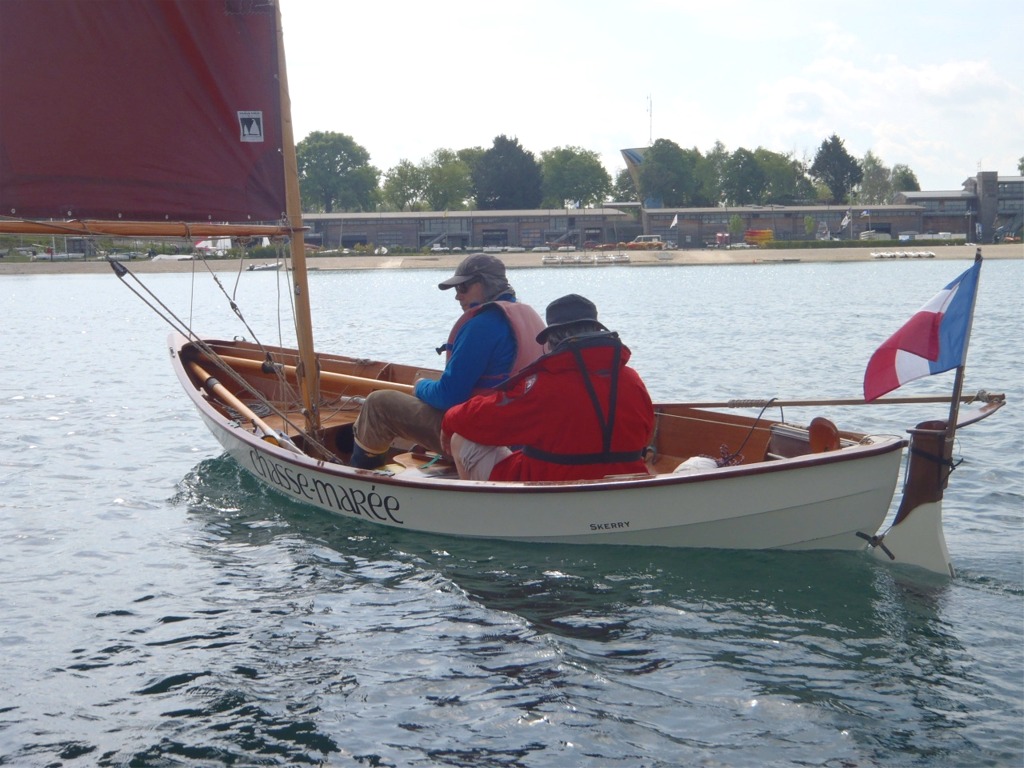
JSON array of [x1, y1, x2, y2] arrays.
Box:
[[238, 111, 264, 142]]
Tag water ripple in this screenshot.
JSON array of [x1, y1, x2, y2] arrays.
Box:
[[1, 263, 1021, 766]]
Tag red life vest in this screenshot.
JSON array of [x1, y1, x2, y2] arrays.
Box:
[[442, 334, 655, 481]]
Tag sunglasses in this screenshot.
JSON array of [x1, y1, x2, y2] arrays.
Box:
[[455, 279, 478, 295]]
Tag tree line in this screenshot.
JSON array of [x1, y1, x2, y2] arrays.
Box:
[[296, 131, 927, 214]]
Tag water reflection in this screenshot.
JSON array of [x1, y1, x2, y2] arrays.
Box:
[[180, 457, 942, 627], [168, 454, 1009, 765]]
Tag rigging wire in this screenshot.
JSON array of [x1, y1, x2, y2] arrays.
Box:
[[106, 257, 334, 459], [231, 244, 246, 299], [277, 237, 296, 348], [188, 245, 302, 407], [107, 257, 197, 341], [195, 252, 266, 347]]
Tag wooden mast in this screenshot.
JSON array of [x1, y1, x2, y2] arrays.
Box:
[[274, 1, 321, 440]]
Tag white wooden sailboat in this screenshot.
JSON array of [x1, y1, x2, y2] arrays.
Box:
[[0, 1, 1004, 576], [165, 331, 1002, 570]]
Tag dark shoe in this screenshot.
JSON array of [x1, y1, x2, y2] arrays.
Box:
[[334, 423, 355, 454], [349, 444, 386, 469]]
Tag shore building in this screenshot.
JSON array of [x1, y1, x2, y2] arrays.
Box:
[[303, 170, 1022, 252]]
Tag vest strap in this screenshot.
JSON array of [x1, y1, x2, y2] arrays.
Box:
[[521, 446, 643, 465]]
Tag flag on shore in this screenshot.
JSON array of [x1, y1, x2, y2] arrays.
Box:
[[841, 210, 851, 228], [863, 260, 982, 400], [860, 210, 870, 218], [670, 214, 678, 229]]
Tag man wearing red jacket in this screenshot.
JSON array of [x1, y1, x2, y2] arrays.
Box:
[[441, 294, 655, 482]]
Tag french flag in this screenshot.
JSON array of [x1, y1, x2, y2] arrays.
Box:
[[863, 259, 982, 401]]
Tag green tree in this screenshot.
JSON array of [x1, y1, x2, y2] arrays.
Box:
[[696, 141, 730, 205], [890, 164, 920, 194], [637, 139, 699, 207], [686, 155, 717, 207], [858, 150, 892, 204], [296, 131, 379, 212], [754, 147, 812, 204], [809, 134, 862, 204], [612, 168, 638, 202], [342, 166, 380, 212], [1018, 156, 1024, 175], [456, 147, 486, 181], [472, 135, 543, 210], [381, 160, 425, 211], [422, 149, 473, 211], [722, 147, 766, 205], [810, 178, 832, 203], [540, 146, 611, 208]]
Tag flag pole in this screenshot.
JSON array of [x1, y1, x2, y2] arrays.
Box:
[[869, 248, 992, 576], [940, 248, 983, 488]]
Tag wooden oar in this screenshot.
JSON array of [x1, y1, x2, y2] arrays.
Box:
[[213, 352, 1003, 412], [187, 360, 303, 453], [666, 391, 1003, 409], [216, 353, 415, 394]]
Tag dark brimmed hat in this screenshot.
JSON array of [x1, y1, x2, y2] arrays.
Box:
[[536, 294, 608, 343], [438, 253, 507, 290]]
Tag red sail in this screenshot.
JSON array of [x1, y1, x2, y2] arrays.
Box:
[[0, 0, 286, 223]]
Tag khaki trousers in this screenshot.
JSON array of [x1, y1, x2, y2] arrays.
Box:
[[353, 390, 445, 456]]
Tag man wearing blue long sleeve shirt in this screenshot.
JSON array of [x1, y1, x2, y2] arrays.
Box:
[[349, 253, 545, 469]]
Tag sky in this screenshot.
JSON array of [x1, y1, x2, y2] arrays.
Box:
[[279, 0, 1023, 193]]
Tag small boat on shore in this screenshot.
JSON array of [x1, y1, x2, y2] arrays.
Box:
[[541, 253, 630, 266], [872, 250, 936, 259]]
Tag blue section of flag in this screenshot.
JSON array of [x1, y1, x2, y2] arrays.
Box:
[[930, 260, 981, 373], [863, 260, 981, 400]]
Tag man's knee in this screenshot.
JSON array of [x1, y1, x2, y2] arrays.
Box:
[[356, 390, 403, 451], [451, 434, 510, 481], [361, 389, 405, 413]]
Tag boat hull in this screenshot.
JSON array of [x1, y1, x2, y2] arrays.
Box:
[[174, 337, 904, 552]]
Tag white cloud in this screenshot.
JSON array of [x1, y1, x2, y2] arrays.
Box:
[[281, 0, 1024, 189]]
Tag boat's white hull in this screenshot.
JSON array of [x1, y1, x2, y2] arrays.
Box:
[[188, 393, 902, 552]]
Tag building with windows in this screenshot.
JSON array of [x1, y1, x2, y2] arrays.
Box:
[[304, 208, 643, 251], [302, 170, 1022, 251], [896, 171, 1023, 243], [641, 204, 924, 246]]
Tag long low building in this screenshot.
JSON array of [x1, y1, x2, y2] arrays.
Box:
[[303, 171, 1022, 251], [304, 208, 642, 252]]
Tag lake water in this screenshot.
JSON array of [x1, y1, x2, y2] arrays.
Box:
[[2, 258, 1021, 766]]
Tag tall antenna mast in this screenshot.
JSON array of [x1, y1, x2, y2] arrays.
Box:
[[648, 95, 653, 145]]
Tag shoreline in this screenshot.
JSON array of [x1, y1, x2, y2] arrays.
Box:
[[1, 242, 1020, 275]]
